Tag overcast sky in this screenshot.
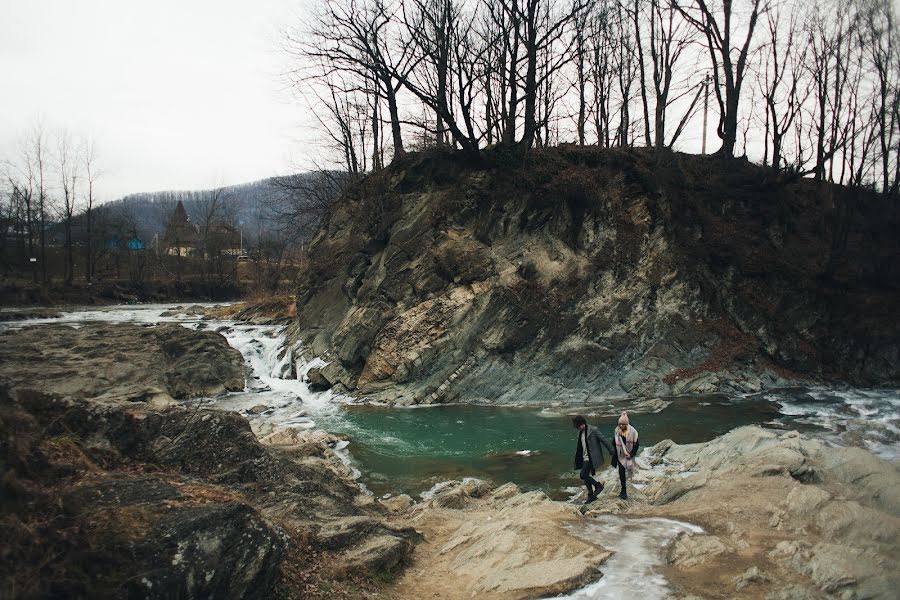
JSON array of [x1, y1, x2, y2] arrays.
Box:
[[0, 0, 315, 202]]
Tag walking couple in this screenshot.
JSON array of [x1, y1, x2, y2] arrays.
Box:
[[573, 412, 639, 503]]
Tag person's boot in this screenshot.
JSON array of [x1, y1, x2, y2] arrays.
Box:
[[584, 482, 597, 503], [618, 489, 627, 500], [590, 478, 604, 495]]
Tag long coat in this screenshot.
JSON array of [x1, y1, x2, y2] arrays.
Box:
[[574, 425, 614, 473]]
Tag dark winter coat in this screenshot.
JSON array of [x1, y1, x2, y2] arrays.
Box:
[[574, 425, 614, 473]]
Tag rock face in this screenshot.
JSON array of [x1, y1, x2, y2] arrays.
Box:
[[293, 147, 900, 404], [583, 426, 900, 600], [0, 323, 247, 404]]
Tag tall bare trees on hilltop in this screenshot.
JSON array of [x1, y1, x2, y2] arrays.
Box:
[[285, 0, 899, 194]]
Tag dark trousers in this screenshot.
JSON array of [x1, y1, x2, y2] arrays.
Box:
[[580, 463, 600, 496], [618, 462, 627, 496]]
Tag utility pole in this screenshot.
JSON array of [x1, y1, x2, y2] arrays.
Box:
[[701, 73, 710, 155]]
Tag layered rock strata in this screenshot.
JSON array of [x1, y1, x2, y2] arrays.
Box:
[[293, 148, 900, 404]]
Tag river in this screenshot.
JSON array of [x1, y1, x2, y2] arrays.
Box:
[[3, 302, 898, 501]]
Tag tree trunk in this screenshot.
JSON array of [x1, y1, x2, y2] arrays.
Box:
[[386, 85, 404, 157], [520, 2, 539, 149]]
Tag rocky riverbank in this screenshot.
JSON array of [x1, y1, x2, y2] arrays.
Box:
[[581, 426, 900, 599], [0, 323, 417, 599], [372, 425, 900, 600], [292, 147, 900, 405], [1, 318, 897, 599], [0, 279, 246, 307]]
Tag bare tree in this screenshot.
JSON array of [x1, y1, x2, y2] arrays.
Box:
[[28, 124, 51, 283], [589, 1, 617, 147], [613, 1, 638, 146], [630, 0, 653, 145], [675, 0, 769, 157], [195, 186, 237, 296], [758, 4, 807, 169], [287, 0, 414, 162], [56, 130, 79, 286], [398, 0, 484, 154], [82, 137, 100, 282], [801, 1, 859, 181], [517, 0, 589, 149], [3, 144, 38, 281], [646, 0, 700, 148], [861, 0, 899, 194]]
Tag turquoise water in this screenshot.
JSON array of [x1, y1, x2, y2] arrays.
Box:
[[322, 395, 782, 498]]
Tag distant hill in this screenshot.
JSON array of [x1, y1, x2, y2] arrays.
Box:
[[100, 172, 336, 245]]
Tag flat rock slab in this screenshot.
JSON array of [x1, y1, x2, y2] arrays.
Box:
[[388, 482, 611, 600], [0, 323, 246, 404]]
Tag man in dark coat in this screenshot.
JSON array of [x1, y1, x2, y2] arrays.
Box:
[[573, 415, 614, 503]]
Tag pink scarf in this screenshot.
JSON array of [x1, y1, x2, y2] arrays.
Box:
[[614, 425, 638, 467]]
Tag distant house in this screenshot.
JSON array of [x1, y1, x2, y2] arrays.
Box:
[[162, 201, 198, 257], [209, 222, 243, 256], [162, 200, 243, 258], [103, 236, 145, 251]]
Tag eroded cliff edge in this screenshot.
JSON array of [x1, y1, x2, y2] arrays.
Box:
[[293, 147, 900, 404]]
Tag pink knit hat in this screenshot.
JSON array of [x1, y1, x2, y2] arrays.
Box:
[[618, 411, 629, 425]]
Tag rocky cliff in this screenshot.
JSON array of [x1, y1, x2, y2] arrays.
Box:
[[293, 147, 900, 404]]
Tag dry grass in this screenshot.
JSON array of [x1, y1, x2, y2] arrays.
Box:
[[274, 533, 387, 600], [663, 320, 758, 385]]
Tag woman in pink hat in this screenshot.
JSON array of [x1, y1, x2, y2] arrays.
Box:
[[613, 411, 639, 500]]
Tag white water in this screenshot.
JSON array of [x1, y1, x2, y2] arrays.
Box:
[[0, 302, 354, 437], [763, 386, 900, 460], [548, 515, 702, 600]]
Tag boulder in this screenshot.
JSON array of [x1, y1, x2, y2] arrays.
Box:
[[734, 566, 770, 590], [2, 384, 419, 596], [131, 502, 285, 599], [666, 533, 730, 567], [381, 494, 414, 513], [787, 542, 895, 598], [765, 584, 828, 600], [153, 323, 246, 398], [636, 427, 900, 600], [306, 367, 332, 392], [785, 484, 831, 517]]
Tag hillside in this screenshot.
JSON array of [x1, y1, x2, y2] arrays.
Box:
[[98, 171, 338, 243], [291, 147, 900, 404]]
